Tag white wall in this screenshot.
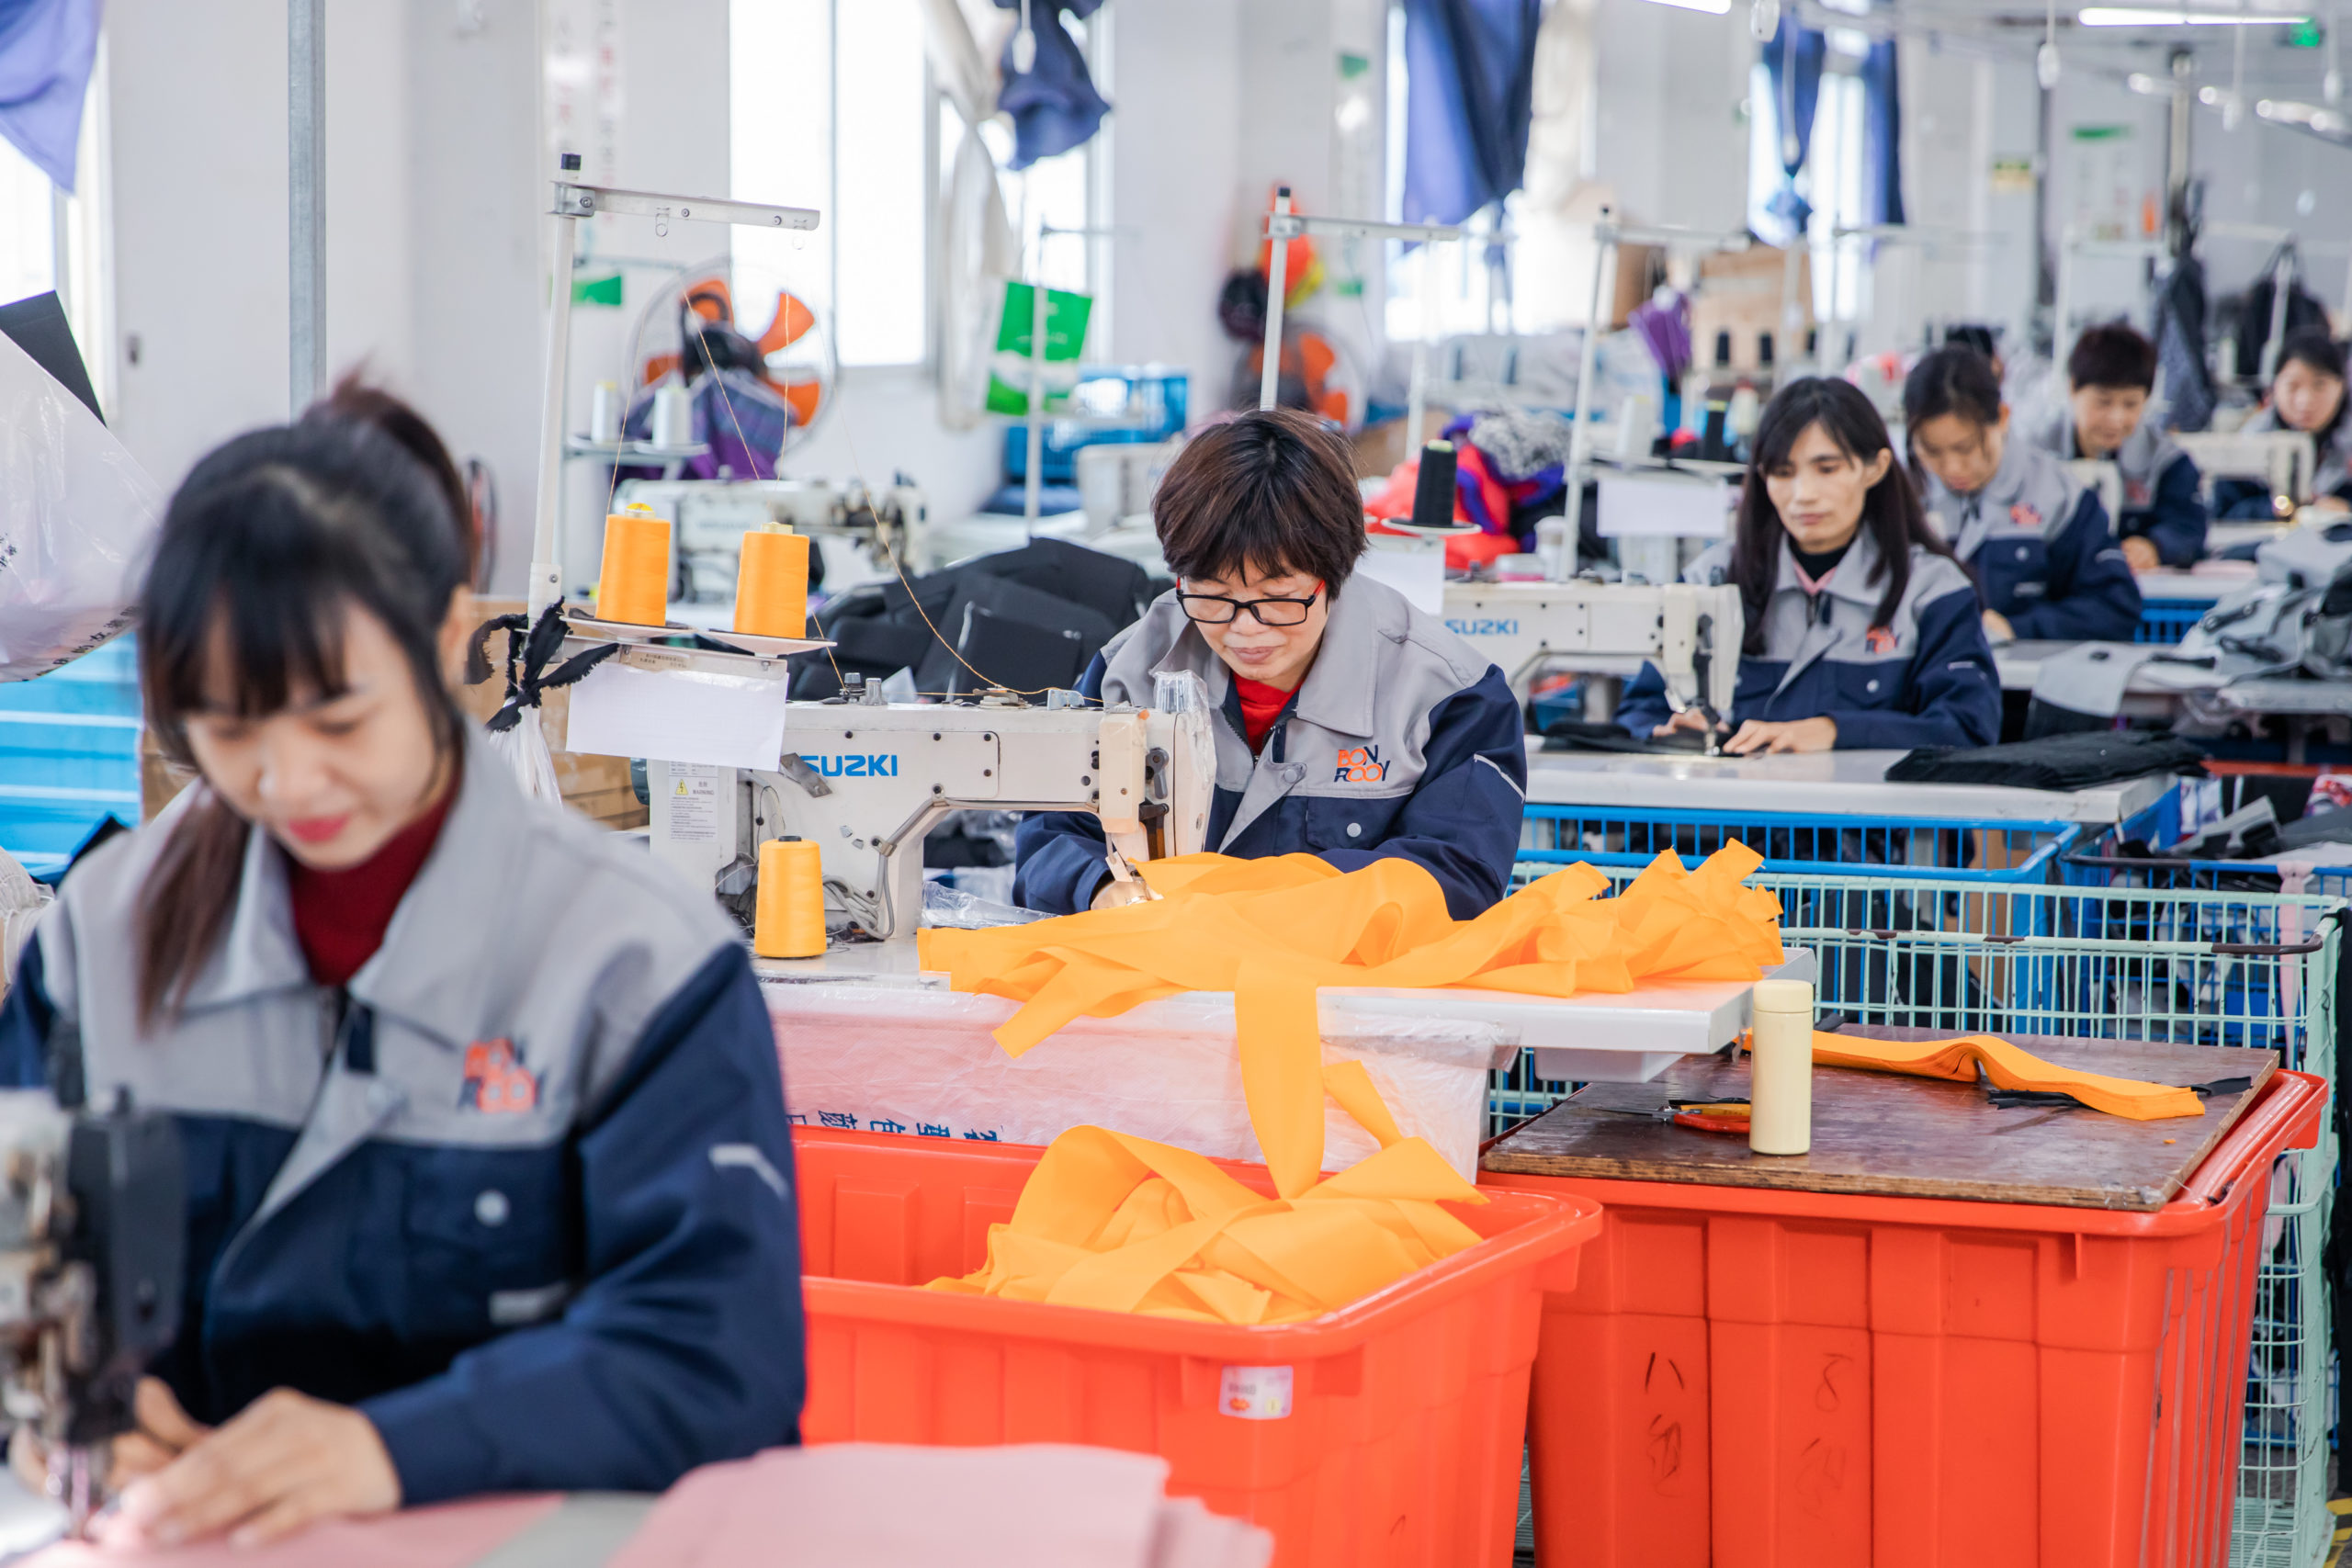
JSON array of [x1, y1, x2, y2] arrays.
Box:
[[1590, 0, 1748, 234], [1104, 0, 1243, 414]]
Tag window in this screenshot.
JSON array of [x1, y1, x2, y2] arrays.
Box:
[[0, 142, 54, 308], [730, 0, 930, 367], [1381, 3, 1532, 341], [1747, 54, 1872, 326]]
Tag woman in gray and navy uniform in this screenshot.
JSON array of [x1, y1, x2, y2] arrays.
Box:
[[0, 407, 802, 1545], [1905, 343, 2142, 644], [1616, 378, 2001, 752], [2218, 328, 2352, 520], [1014, 409, 1527, 919]]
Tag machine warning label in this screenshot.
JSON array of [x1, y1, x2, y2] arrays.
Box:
[[669, 766, 722, 842]]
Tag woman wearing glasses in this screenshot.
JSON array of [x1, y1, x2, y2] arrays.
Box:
[[1012, 409, 1527, 918]]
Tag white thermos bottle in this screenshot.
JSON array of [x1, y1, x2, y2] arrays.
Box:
[[1747, 978, 1814, 1156]]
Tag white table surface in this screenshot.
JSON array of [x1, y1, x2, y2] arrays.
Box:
[[2133, 565, 2257, 603], [1523, 743, 2174, 826]]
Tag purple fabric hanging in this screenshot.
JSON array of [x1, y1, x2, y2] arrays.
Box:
[[0, 0, 98, 192]]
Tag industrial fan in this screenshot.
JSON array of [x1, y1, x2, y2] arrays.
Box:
[[632, 268, 840, 457]]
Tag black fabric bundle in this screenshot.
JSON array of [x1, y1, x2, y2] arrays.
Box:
[[791, 537, 1157, 701], [1539, 719, 1711, 755], [1886, 730, 2207, 791]]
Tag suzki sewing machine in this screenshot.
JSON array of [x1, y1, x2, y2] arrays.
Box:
[[576, 645, 1219, 955]]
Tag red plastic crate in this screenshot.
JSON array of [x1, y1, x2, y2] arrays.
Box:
[[1479, 1070, 2325, 1568], [792, 1126, 1602, 1568]]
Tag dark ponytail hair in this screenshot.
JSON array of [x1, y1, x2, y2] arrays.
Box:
[[1901, 344, 2005, 491], [136, 415, 469, 1024], [1733, 377, 1960, 656], [308, 374, 482, 583]]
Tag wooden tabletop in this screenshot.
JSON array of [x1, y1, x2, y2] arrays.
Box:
[[1480, 1028, 2279, 1211]]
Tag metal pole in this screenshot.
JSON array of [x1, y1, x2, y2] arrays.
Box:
[[527, 175, 581, 619], [288, 0, 325, 414], [1562, 210, 1613, 570], [1408, 255, 1436, 450], [1258, 187, 1293, 411], [2054, 225, 2075, 370], [2165, 47, 2194, 259], [1024, 268, 1047, 534]]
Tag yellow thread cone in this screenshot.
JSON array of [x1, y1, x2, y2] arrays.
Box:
[[595, 507, 671, 626], [735, 526, 809, 638], [754, 839, 827, 959]]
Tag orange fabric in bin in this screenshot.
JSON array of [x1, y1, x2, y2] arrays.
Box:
[[1812, 1030, 2207, 1120]]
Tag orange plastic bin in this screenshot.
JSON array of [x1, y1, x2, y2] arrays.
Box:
[[792, 1126, 1603, 1568], [1481, 1069, 2326, 1568]]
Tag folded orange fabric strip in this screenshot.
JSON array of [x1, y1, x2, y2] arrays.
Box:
[[1811, 1030, 2206, 1120], [917, 845, 1786, 1197]]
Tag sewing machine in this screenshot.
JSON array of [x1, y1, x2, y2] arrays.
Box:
[[612, 476, 931, 602], [0, 1079, 184, 1535], [1440, 580, 1743, 732], [641, 670, 1217, 948]]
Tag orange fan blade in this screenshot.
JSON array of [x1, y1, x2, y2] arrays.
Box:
[[639, 352, 683, 388], [781, 378, 824, 429], [758, 291, 818, 356]]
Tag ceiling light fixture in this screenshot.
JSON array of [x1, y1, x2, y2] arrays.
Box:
[[1641, 0, 1735, 14], [2078, 6, 2309, 22]]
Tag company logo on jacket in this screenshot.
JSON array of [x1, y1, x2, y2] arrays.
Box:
[[1865, 625, 1898, 655], [461, 1038, 540, 1114], [2009, 502, 2042, 529], [1335, 745, 1390, 784]]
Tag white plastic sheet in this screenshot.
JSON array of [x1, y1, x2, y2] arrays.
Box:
[[0, 329, 162, 681], [765, 982, 1514, 1179]]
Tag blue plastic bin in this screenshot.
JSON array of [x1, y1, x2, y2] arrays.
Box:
[[0, 637, 142, 877]]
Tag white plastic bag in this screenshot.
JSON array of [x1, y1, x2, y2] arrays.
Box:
[[0, 848, 51, 997], [0, 329, 163, 680]]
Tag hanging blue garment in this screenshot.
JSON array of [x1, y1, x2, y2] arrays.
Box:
[[1860, 39, 1905, 227], [1759, 16, 1825, 236], [0, 0, 96, 192], [1400, 0, 1542, 228], [993, 0, 1110, 171]]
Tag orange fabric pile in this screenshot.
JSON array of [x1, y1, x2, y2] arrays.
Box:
[[911, 846, 1786, 1324]]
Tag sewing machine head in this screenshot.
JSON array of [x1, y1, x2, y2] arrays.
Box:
[[646, 672, 1216, 948], [614, 477, 932, 601], [1441, 579, 1744, 737], [0, 1075, 184, 1535]]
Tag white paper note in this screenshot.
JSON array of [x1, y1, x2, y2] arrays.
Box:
[[1355, 539, 1446, 612], [1597, 472, 1736, 538], [564, 660, 793, 771]]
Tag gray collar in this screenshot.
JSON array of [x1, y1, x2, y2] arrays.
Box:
[[1773, 526, 1890, 613]]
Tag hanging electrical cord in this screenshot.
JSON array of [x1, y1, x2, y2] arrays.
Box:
[[2228, 0, 2247, 130], [2038, 0, 2061, 87]]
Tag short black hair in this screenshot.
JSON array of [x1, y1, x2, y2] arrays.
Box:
[[1153, 408, 1365, 590], [2278, 326, 2348, 385], [2067, 321, 2157, 392], [1943, 324, 1999, 363]]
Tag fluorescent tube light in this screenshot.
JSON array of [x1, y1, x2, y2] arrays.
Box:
[[1640, 0, 1734, 14], [2079, 6, 2310, 22]]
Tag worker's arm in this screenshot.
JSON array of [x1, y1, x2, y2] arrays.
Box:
[[0, 930, 56, 1088], [1012, 655, 1117, 915], [360, 946, 804, 1502], [2211, 477, 2278, 521], [1821, 587, 2001, 750], [1610, 661, 1676, 739], [1315, 668, 1526, 919], [2003, 491, 2142, 641], [2133, 452, 2210, 568]]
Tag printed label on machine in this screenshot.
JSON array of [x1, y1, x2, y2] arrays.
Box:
[[669, 765, 723, 843]]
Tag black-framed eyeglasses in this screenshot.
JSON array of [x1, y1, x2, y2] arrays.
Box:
[[1176, 584, 1322, 627]]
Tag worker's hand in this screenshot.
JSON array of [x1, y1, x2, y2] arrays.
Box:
[[1721, 716, 1837, 755], [1648, 708, 1722, 739], [2309, 495, 2352, 519], [112, 1387, 399, 1549], [3, 1380, 206, 1503], [1091, 877, 1149, 911], [1981, 609, 2016, 644], [2120, 536, 2160, 573]]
